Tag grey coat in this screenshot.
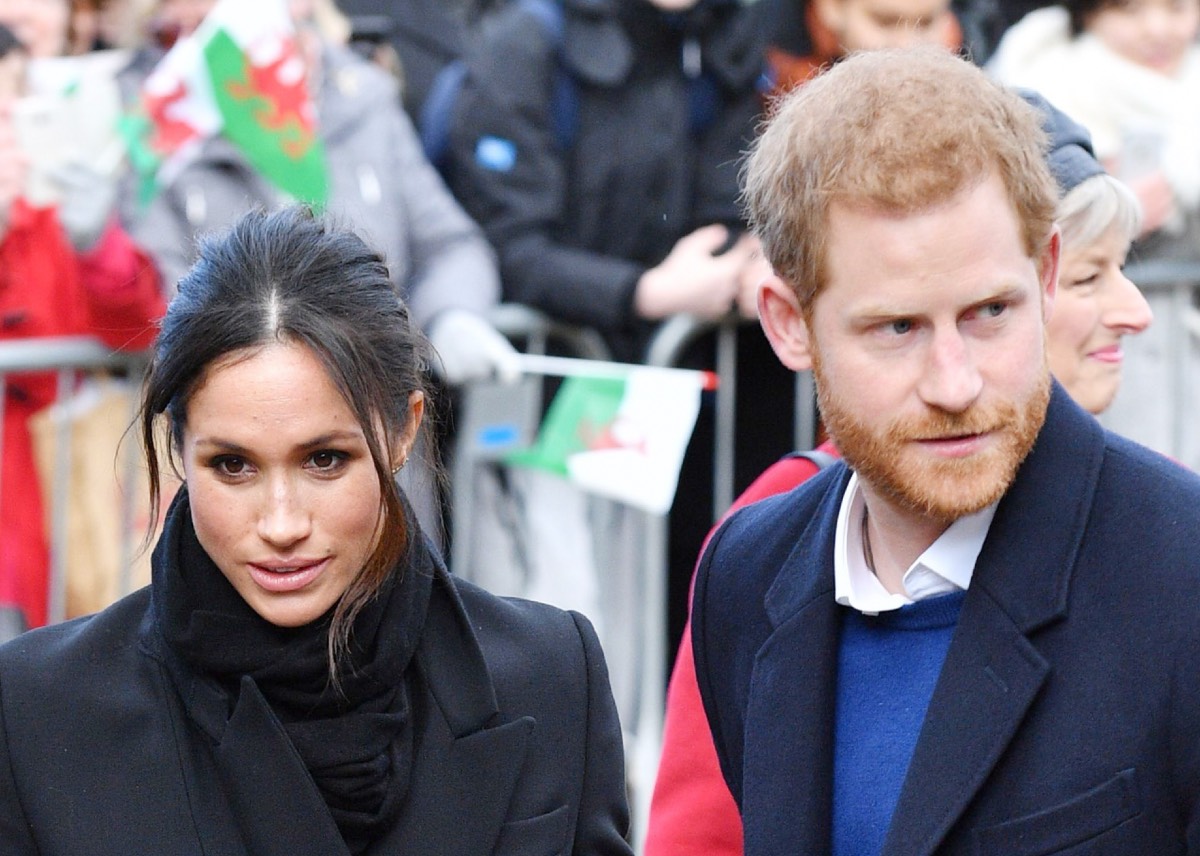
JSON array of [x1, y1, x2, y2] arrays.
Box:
[[129, 44, 499, 332]]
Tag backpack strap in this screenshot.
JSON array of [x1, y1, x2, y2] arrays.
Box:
[[419, 0, 574, 171]]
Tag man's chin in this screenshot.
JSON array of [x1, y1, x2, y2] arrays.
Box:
[[871, 449, 1016, 523]]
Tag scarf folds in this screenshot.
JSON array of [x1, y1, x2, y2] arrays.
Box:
[[150, 488, 437, 854]]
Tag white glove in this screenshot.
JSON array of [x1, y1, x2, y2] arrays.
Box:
[[49, 161, 117, 252], [427, 309, 521, 385]]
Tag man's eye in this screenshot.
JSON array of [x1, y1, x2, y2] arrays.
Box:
[[890, 319, 914, 335], [979, 302, 1007, 318]]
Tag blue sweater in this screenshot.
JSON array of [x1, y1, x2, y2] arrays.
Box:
[[832, 590, 966, 856]]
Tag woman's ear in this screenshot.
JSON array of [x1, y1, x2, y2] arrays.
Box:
[[390, 391, 425, 470], [758, 274, 814, 372]]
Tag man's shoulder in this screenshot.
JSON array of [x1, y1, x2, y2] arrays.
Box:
[[717, 461, 846, 557], [698, 461, 847, 618]]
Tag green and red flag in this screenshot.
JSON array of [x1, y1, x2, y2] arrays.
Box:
[[506, 358, 714, 514], [123, 0, 327, 207]]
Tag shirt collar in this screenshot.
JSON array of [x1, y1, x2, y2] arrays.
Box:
[[833, 472, 998, 614]]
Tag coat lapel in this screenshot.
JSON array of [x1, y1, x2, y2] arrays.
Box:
[[214, 677, 351, 856], [372, 573, 534, 856], [741, 472, 847, 856], [882, 385, 1106, 855]]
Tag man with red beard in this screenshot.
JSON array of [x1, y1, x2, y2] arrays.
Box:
[[691, 46, 1200, 856]]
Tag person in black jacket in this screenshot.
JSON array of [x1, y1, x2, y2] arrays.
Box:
[[0, 206, 632, 856], [448, 0, 771, 359], [448, 0, 797, 661]]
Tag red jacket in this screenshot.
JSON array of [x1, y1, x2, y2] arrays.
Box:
[[645, 441, 840, 856], [0, 201, 164, 629]]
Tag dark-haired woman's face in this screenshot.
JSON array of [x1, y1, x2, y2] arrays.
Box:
[[179, 341, 419, 628]]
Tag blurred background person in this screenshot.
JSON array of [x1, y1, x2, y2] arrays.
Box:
[[762, 0, 962, 94], [442, 0, 801, 718], [988, 0, 1200, 468], [0, 21, 163, 638]]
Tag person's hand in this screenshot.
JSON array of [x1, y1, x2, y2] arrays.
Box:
[[1125, 170, 1176, 238], [0, 104, 28, 237], [735, 236, 772, 320], [634, 224, 758, 321], [49, 160, 118, 252], [427, 309, 522, 385]]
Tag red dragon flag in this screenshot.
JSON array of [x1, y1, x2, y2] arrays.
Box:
[[134, 0, 328, 206]]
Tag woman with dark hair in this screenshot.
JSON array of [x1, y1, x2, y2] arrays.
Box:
[[0, 205, 633, 856]]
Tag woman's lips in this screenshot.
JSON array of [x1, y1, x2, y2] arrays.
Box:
[[247, 559, 329, 593], [1089, 344, 1124, 364]]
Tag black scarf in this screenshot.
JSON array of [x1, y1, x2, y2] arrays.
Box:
[[150, 489, 435, 854]]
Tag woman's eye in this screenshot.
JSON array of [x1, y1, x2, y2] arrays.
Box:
[[212, 456, 247, 476], [308, 450, 347, 471]]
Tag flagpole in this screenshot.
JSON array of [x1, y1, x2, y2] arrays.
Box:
[[511, 353, 719, 391]]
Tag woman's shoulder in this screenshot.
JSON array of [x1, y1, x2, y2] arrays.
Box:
[[0, 588, 153, 688], [452, 575, 595, 653]]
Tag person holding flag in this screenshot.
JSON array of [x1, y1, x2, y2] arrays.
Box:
[[120, 0, 518, 541]]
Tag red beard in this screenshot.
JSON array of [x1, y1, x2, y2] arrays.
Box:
[[814, 353, 1050, 524]]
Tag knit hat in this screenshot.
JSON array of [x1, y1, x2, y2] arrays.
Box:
[[1018, 88, 1105, 196]]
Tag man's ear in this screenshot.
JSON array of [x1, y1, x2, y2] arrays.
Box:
[[758, 274, 814, 372], [1039, 226, 1061, 322]]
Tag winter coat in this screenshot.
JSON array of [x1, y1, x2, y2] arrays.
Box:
[[694, 384, 1200, 854], [0, 533, 632, 855], [447, 0, 769, 356], [0, 201, 163, 630]]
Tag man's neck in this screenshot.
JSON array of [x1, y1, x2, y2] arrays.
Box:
[[859, 487, 952, 595]]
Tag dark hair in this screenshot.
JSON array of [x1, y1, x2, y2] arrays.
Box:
[[0, 23, 26, 59], [1065, 0, 1118, 35], [140, 205, 434, 674]]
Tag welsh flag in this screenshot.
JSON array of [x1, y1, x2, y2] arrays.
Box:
[[506, 364, 712, 514], [123, 0, 327, 207]]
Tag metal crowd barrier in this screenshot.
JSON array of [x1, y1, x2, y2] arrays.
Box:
[[0, 337, 149, 635], [449, 305, 815, 852], [1117, 260, 1200, 463]]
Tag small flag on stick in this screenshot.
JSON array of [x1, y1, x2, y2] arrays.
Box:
[[506, 357, 714, 514]]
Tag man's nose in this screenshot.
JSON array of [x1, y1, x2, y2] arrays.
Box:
[[917, 328, 983, 413]]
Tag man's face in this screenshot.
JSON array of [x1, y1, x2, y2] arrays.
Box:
[[806, 173, 1056, 525], [815, 0, 957, 52]]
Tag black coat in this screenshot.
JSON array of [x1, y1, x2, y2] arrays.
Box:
[[694, 384, 1200, 854], [0, 575, 632, 855], [447, 0, 769, 354]]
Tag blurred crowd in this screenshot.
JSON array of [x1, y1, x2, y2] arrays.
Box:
[[0, 0, 1197, 674]]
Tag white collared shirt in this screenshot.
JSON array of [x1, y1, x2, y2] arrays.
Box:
[[833, 472, 998, 614]]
